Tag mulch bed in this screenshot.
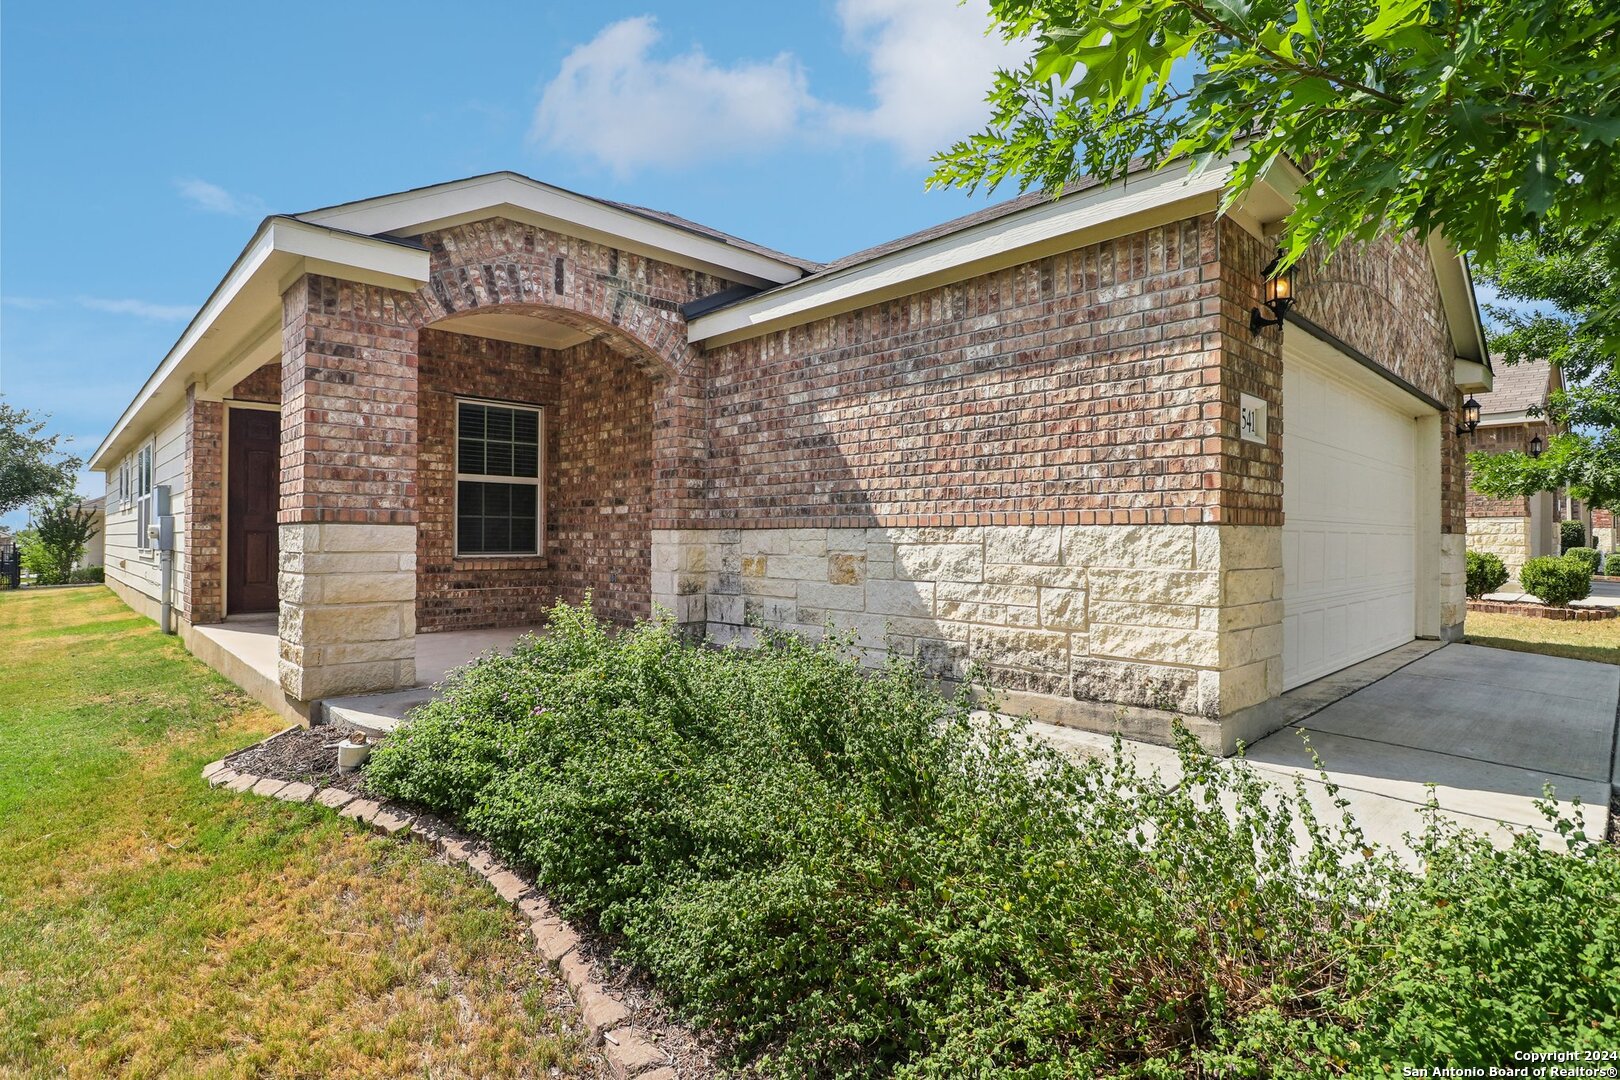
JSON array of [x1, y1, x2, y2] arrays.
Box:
[[224, 723, 734, 1079], [1466, 599, 1618, 621]]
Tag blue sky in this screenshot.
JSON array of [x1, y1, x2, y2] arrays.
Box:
[[0, 0, 1025, 528]]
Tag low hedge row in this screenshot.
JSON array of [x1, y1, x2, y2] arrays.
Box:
[[368, 602, 1620, 1077]]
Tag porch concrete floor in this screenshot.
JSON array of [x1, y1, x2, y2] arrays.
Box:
[[1033, 642, 1618, 863], [190, 615, 543, 735]]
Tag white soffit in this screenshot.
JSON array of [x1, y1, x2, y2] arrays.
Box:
[[1427, 231, 1490, 368], [89, 219, 431, 470], [429, 311, 593, 351], [295, 173, 805, 289], [688, 158, 1237, 347]]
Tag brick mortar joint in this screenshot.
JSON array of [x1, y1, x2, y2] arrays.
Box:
[[201, 744, 671, 1076]]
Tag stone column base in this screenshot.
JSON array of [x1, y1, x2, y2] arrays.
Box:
[[278, 523, 417, 701]]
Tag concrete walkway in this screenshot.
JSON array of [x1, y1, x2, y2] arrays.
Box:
[[1034, 643, 1618, 860], [1484, 579, 1620, 609]]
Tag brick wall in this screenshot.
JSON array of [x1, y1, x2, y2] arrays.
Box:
[[416, 329, 556, 632], [701, 216, 1226, 528], [1464, 424, 1541, 517], [183, 387, 223, 624], [415, 329, 654, 632], [232, 362, 281, 404], [545, 338, 655, 626], [279, 276, 418, 526]]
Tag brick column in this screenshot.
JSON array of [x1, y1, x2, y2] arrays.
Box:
[[184, 386, 224, 624], [277, 275, 419, 702]]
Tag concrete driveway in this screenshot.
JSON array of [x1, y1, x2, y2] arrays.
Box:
[[1244, 644, 1617, 852], [1035, 643, 1618, 859]]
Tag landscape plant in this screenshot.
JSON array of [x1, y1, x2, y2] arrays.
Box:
[[367, 600, 1620, 1077], [1518, 554, 1594, 607], [1565, 546, 1602, 577], [1465, 549, 1509, 598], [17, 494, 99, 586], [1562, 519, 1589, 554]]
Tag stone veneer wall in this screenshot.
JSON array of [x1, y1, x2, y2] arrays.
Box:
[[277, 277, 418, 700], [654, 523, 1281, 748], [1465, 516, 1532, 579]]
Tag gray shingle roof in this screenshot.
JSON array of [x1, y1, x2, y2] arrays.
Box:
[[1476, 359, 1556, 416]]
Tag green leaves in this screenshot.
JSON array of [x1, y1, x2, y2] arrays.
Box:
[[931, 0, 1620, 354], [368, 600, 1620, 1076]]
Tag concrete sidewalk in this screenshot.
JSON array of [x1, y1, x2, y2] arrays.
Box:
[[1034, 643, 1618, 860]]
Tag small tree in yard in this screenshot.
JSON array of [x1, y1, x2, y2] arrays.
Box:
[[0, 398, 81, 517], [20, 495, 99, 586]]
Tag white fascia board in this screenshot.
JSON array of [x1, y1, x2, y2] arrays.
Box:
[[1455, 356, 1493, 393], [1427, 231, 1490, 366], [296, 173, 805, 288], [1477, 410, 1544, 427], [89, 220, 430, 469], [688, 160, 1231, 347]]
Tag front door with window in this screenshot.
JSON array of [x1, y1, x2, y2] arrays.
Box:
[[227, 408, 280, 614]]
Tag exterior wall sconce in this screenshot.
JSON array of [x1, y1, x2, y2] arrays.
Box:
[[1250, 250, 1296, 334], [1455, 397, 1481, 436], [1529, 434, 1544, 458]]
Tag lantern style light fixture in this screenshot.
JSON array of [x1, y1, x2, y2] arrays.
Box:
[[1455, 396, 1482, 436], [1250, 250, 1297, 333], [1529, 434, 1544, 458]]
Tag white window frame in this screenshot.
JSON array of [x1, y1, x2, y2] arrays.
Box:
[[453, 397, 544, 558], [134, 439, 156, 554]]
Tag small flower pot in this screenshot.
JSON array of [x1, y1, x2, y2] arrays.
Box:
[[336, 738, 372, 772]]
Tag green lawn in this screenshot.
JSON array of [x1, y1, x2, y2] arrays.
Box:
[[0, 587, 586, 1079], [1466, 609, 1620, 665]]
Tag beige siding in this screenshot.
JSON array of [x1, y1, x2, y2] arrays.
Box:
[[102, 405, 189, 614]]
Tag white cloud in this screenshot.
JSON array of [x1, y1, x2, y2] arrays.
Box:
[[530, 17, 820, 175], [78, 297, 194, 321], [176, 177, 267, 218], [529, 6, 1024, 175], [831, 0, 1023, 162]]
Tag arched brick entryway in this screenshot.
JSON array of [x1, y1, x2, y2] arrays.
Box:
[[276, 217, 727, 701]]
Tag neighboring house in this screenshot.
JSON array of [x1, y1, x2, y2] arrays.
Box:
[[1462, 360, 1579, 576], [88, 163, 1489, 751], [75, 495, 106, 569]]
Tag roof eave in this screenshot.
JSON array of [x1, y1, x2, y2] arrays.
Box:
[[88, 219, 431, 470]]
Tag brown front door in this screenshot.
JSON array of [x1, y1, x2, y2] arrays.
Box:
[[227, 408, 280, 614]]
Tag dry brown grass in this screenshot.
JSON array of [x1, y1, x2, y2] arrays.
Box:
[[0, 587, 591, 1078], [1464, 610, 1620, 666]]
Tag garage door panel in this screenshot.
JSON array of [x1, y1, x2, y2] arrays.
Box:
[[1283, 356, 1418, 691]]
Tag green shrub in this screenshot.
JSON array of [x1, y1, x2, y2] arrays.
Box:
[[1566, 546, 1602, 576], [368, 602, 1620, 1077], [1465, 549, 1509, 598], [67, 565, 104, 584], [1520, 554, 1594, 607], [1561, 519, 1587, 552]]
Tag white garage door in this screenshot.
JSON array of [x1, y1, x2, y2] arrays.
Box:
[[1282, 352, 1417, 690]]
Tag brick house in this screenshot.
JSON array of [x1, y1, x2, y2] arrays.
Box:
[[89, 162, 1490, 750], [1462, 359, 1576, 577]]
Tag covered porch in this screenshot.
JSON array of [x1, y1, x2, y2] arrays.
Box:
[[189, 613, 544, 727]]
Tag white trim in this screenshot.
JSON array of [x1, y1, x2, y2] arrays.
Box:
[[1454, 356, 1492, 393], [296, 173, 805, 288], [1427, 231, 1490, 367], [453, 397, 545, 558], [688, 159, 1232, 346], [88, 219, 430, 470]]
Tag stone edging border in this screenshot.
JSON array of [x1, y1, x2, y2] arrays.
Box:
[[200, 757, 674, 1080], [1466, 599, 1618, 621]]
